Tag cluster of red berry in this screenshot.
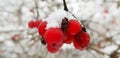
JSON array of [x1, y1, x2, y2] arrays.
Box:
[[28, 17, 90, 53]]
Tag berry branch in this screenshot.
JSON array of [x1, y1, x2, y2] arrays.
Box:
[[63, 0, 77, 19], [110, 45, 120, 58], [63, 0, 68, 11], [35, 0, 39, 20], [88, 44, 109, 55], [17, 2, 24, 26], [62, 0, 85, 29], [68, 11, 77, 19]]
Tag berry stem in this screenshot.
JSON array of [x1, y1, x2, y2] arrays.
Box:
[[63, 0, 77, 19], [68, 11, 77, 19], [63, 0, 85, 29], [63, 0, 68, 11]]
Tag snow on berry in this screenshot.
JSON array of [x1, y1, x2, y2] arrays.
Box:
[[28, 9, 90, 53], [45, 10, 76, 29]]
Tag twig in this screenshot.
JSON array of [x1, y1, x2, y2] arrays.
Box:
[[63, 0, 78, 19], [88, 44, 109, 55], [110, 45, 120, 58], [35, 0, 39, 20], [63, 0, 68, 11]]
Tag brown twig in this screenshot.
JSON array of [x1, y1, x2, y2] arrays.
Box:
[[88, 43, 109, 55], [110, 45, 120, 58]]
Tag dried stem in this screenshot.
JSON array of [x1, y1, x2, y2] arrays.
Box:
[[35, 0, 39, 20]]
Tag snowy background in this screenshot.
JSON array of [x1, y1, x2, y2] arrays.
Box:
[[0, 0, 120, 58]]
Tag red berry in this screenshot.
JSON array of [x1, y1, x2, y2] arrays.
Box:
[[73, 32, 90, 50], [38, 21, 47, 36], [44, 28, 64, 44], [67, 19, 82, 35], [29, 9, 34, 13], [28, 20, 35, 28], [63, 32, 67, 40], [103, 10, 109, 14], [34, 20, 42, 27], [47, 45, 59, 53], [64, 33, 75, 44], [12, 34, 20, 41], [74, 40, 85, 50], [47, 42, 63, 53]]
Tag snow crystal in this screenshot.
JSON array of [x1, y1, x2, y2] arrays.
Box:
[[0, 36, 5, 41], [45, 10, 76, 29], [4, 40, 15, 47], [61, 43, 74, 51], [113, 35, 120, 45]]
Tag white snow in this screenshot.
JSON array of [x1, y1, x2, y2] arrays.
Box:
[[61, 44, 75, 51]]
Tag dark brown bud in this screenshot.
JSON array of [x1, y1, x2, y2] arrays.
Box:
[[41, 37, 46, 45], [82, 27, 86, 32], [61, 17, 69, 31]]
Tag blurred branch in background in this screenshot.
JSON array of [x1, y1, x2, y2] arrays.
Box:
[[0, 0, 120, 58]]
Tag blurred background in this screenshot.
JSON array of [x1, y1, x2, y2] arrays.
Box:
[[0, 0, 120, 58]]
